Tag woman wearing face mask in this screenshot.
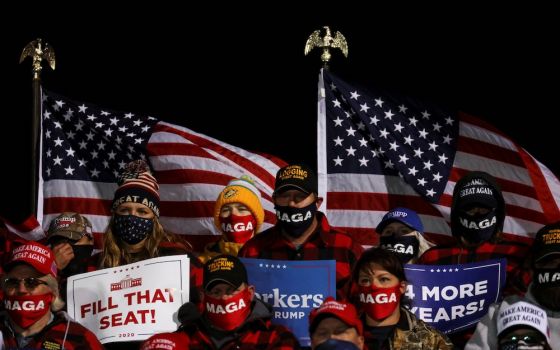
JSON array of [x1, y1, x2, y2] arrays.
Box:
[[466, 222, 560, 350], [199, 176, 265, 263], [0, 242, 103, 349], [375, 208, 434, 264], [87, 160, 203, 349], [141, 254, 301, 349], [90, 160, 199, 268], [350, 248, 453, 350]]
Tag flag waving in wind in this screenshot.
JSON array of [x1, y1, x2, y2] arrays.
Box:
[[39, 90, 285, 246], [318, 70, 560, 246]]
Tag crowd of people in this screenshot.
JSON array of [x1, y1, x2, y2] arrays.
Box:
[[0, 160, 558, 350]]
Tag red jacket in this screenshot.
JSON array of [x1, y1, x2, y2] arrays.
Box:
[[141, 299, 300, 350], [0, 312, 103, 350]]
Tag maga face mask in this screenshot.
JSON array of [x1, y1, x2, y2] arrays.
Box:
[[533, 267, 560, 311], [274, 202, 317, 238], [203, 287, 252, 331], [357, 284, 401, 320], [4, 293, 53, 329], [219, 214, 257, 244], [112, 214, 154, 244], [379, 235, 419, 264], [456, 210, 497, 243]]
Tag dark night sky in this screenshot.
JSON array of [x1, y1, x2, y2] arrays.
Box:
[[2, 7, 559, 221]]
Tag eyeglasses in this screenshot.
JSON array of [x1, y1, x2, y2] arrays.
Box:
[[3, 277, 48, 291], [499, 335, 546, 350]]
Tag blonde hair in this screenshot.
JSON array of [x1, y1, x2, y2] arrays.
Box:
[[43, 274, 66, 312], [99, 216, 190, 268]]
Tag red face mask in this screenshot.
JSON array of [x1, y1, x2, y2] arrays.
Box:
[[357, 284, 401, 320], [204, 287, 252, 330], [219, 214, 257, 243], [4, 293, 53, 329]]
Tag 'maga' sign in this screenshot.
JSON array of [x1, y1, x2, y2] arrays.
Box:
[[67, 256, 190, 343], [404, 259, 506, 333], [241, 258, 336, 346]]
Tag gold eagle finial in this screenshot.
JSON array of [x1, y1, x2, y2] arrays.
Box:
[[305, 26, 348, 66], [19, 38, 56, 80]]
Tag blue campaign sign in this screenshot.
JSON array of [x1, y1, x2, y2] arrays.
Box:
[[404, 258, 506, 334], [240, 258, 337, 346]]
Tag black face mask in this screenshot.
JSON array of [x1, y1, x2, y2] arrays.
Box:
[[274, 202, 317, 238], [62, 245, 94, 276], [533, 267, 560, 311], [379, 235, 419, 264], [456, 210, 497, 244], [112, 214, 154, 244]]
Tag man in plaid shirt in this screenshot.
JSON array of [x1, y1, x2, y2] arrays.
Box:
[[238, 163, 363, 299], [141, 254, 300, 350], [0, 241, 103, 350], [417, 171, 531, 347]]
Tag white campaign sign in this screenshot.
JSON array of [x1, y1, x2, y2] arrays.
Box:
[[67, 255, 190, 344]]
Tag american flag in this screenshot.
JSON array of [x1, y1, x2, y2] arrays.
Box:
[[318, 70, 560, 246], [38, 90, 286, 247]]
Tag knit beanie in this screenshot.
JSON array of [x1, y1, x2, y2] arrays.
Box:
[[214, 176, 264, 232], [112, 160, 160, 217]]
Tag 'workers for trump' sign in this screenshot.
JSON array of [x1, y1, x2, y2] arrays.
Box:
[[241, 258, 336, 346]]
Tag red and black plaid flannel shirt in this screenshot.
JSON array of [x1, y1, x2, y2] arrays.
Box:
[[238, 212, 364, 299], [0, 312, 103, 350], [417, 240, 532, 297], [141, 318, 300, 350]]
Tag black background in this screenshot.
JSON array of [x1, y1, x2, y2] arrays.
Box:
[[2, 7, 559, 222]]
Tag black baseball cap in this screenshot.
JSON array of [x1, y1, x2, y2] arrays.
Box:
[[274, 163, 318, 195], [203, 254, 248, 291]]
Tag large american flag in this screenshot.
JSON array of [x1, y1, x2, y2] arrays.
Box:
[[318, 70, 560, 246], [38, 90, 286, 247]]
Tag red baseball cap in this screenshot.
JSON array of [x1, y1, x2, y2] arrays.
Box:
[[309, 297, 363, 336], [4, 241, 58, 277]]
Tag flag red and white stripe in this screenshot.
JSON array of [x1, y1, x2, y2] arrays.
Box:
[[318, 71, 560, 246]]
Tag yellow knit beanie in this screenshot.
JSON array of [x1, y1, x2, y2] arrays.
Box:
[[214, 176, 265, 232]]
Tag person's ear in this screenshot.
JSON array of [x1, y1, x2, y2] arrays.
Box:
[[315, 196, 324, 209], [248, 285, 256, 300], [399, 281, 407, 295]]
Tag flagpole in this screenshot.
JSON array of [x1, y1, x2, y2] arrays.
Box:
[[19, 39, 56, 217]]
